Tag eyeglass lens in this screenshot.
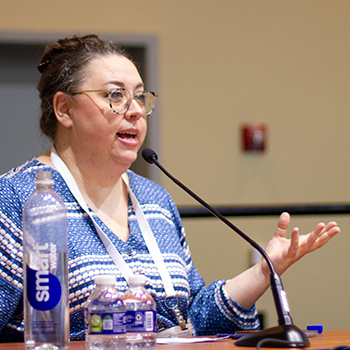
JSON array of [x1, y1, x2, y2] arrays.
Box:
[[109, 89, 156, 115]]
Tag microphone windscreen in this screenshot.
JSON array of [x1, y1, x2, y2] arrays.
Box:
[[142, 148, 158, 164]]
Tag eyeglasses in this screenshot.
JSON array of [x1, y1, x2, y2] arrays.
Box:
[[70, 88, 158, 116]]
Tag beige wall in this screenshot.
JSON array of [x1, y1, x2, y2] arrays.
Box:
[[1, 0, 349, 330]]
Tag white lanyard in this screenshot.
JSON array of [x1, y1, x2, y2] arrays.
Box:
[[50, 146, 174, 292], [50, 147, 186, 328]]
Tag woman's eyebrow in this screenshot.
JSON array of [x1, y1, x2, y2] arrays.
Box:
[[104, 81, 145, 89]]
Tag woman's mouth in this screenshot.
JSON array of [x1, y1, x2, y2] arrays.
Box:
[[117, 131, 137, 140], [116, 131, 139, 147]]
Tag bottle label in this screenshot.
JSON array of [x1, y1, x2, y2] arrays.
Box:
[[125, 310, 156, 333], [89, 312, 126, 335], [26, 243, 62, 311]]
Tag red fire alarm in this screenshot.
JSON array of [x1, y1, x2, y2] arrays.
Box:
[[241, 123, 266, 152]]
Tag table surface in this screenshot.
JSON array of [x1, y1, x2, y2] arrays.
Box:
[[1, 330, 349, 350]]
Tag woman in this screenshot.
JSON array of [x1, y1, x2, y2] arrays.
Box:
[[0, 34, 340, 342]]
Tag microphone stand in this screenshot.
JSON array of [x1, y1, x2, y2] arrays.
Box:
[[142, 148, 310, 348]]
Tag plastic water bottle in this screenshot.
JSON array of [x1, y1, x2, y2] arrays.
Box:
[[123, 275, 157, 350], [85, 275, 126, 350], [23, 171, 69, 350]]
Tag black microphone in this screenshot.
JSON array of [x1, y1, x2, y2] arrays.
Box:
[[142, 148, 310, 348]]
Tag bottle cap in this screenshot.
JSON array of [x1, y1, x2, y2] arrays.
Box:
[[128, 274, 147, 287], [94, 275, 116, 286], [35, 171, 54, 185]]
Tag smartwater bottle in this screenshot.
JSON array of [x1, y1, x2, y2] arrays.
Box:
[[23, 170, 69, 350], [123, 275, 157, 350], [85, 275, 126, 350]]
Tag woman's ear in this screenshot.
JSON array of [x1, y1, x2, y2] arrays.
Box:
[[53, 91, 73, 128]]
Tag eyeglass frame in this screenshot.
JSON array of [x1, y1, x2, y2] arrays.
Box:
[[69, 88, 158, 116]]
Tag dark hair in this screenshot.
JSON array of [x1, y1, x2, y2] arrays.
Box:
[[37, 34, 131, 140]]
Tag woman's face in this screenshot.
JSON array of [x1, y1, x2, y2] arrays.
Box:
[[64, 54, 147, 167]]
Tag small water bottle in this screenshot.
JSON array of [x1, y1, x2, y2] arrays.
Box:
[[123, 275, 157, 350], [23, 171, 69, 350], [85, 275, 126, 350]]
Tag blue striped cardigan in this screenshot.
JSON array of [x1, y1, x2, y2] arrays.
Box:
[[0, 159, 259, 342]]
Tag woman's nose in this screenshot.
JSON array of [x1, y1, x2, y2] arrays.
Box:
[[125, 98, 145, 119]]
